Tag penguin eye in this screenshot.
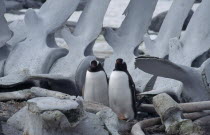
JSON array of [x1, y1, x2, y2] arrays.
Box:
[[90, 60, 98, 67]]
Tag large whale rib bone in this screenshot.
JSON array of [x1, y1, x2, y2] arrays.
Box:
[[0, 0, 13, 77], [135, 57, 210, 102], [28, 0, 111, 95], [0, 0, 13, 48], [0, 0, 80, 88], [103, 0, 158, 90], [137, 0, 210, 97], [49, 0, 111, 75], [169, 0, 210, 66], [143, 0, 195, 58]]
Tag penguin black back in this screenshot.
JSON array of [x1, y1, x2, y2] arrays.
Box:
[[114, 58, 137, 118]]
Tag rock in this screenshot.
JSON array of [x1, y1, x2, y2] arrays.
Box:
[[7, 107, 27, 131], [83, 101, 110, 114], [7, 97, 113, 135], [0, 101, 26, 122], [8, 97, 85, 135], [149, 10, 194, 32], [1, 121, 23, 135], [97, 109, 120, 135], [69, 112, 109, 135], [194, 115, 210, 134]]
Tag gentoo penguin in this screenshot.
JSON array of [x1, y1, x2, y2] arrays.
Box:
[[109, 58, 136, 120], [83, 60, 109, 106]]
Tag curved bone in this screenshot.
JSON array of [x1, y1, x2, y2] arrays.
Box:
[[0, 0, 13, 48], [137, 0, 210, 99], [49, 0, 110, 75], [169, 0, 210, 66], [143, 0, 195, 58], [0, 0, 80, 88], [103, 0, 157, 89], [27, 0, 111, 95], [0, 0, 12, 76], [0, 45, 10, 77], [7, 20, 26, 48], [131, 117, 161, 135], [135, 57, 210, 102]]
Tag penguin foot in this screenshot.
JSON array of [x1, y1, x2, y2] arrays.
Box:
[[118, 114, 127, 120]]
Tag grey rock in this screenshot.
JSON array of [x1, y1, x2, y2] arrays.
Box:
[[7, 107, 27, 131], [7, 97, 110, 135], [1, 121, 23, 135], [83, 101, 110, 114], [8, 97, 85, 135], [97, 108, 120, 135], [68, 112, 109, 135]]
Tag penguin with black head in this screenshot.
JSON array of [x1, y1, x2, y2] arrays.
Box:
[[109, 58, 137, 120], [83, 60, 109, 106]]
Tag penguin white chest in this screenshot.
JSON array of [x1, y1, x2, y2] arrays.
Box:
[[84, 71, 109, 106], [109, 71, 134, 119]]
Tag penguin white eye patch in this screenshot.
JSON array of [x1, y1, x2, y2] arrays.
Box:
[[90, 60, 99, 66]]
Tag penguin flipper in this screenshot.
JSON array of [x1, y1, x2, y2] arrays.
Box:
[[135, 56, 194, 83], [125, 69, 137, 118]]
